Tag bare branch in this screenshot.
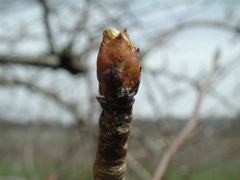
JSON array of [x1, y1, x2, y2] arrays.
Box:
[[209, 88, 240, 113], [152, 50, 220, 180], [0, 55, 58, 67], [141, 20, 238, 59], [0, 78, 85, 123], [0, 55, 87, 74], [127, 152, 152, 180], [37, 0, 56, 54]]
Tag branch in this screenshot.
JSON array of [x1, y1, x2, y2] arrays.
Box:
[[127, 152, 152, 180], [0, 55, 58, 67], [209, 88, 240, 113], [141, 20, 239, 59], [0, 55, 87, 74], [37, 0, 56, 54], [0, 78, 85, 123], [152, 50, 220, 180]]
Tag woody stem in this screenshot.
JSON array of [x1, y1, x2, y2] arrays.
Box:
[[93, 97, 133, 180]]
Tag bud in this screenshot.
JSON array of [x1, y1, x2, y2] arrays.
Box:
[[97, 28, 141, 104]]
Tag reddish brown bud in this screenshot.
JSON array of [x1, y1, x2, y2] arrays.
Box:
[[97, 28, 141, 104]]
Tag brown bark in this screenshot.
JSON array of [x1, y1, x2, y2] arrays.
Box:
[[93, 97, 133, 180]]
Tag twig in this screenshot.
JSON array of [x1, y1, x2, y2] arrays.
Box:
[[0, 55, 58, 67], [152, 50, 220, 180], [141, 20, 238, 59], [127, 152, 152, 180], [0, 55, 87, 74], [0, 78, 86, 123], [37, 0, 56, 54]]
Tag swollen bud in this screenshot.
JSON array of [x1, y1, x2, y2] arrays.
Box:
[[97, 28, 141, 105]]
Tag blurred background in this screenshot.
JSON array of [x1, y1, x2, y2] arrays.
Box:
[[0, 0, 240, 179]]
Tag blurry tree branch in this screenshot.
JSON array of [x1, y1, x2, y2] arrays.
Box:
[[0, 55, 87, 75], [214, 53, 240, 85], [209, 88, 240, 112], [141, 19, 239, 59], [127, 152, 152, 180], [0, 55, 58, 67], [37, 0, 56, 54], [0, 78, 86, 124], [146, 51, 240, 117], [152, 50, 220, 180]]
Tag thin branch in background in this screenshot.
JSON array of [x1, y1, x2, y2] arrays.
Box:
[[152, 49, 220, 180], [142, 72, 164, 118], [214, 53, 240, 86], [0, 56, 59, 68], [141, 19, 238, 59], [0, 55, 87, 75], [0, 78, 86, 123], [37, 0, 56, 54], [127, 152, 152, 180], [209, 88, 240, 113]]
